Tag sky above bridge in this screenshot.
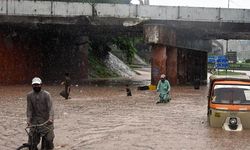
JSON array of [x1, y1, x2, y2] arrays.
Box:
[[131, 0, 250, 9]]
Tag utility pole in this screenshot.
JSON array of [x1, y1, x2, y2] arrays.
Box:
[[144, 0, 149, 5], [226, 0, 230, 74], [226, 0, 230, 55], [226, 40, 229, 54]]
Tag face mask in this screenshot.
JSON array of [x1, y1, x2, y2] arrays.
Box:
[[161, 79, 165, 82], [33, 87, 41, 93]]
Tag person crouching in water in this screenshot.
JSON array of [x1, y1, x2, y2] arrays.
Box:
[[126, 84, 132, 96], [156, 74, 171, 104]]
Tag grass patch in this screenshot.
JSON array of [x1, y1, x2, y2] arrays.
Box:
[[212, 70, 245, 75], [88, 52, 118, 78], [230, 63, 250, 70], [208, 63, 250, 71]]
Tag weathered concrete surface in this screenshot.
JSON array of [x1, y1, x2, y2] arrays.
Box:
[[0, 32, 42, 84], [144, 24, 212, 51], [150, 45, 207, 85], [1, 0, 245, 86], [144, 24, 176, 46], [2, 1, 250, 23], [151, 44, 167, 85], [166, 46, 178, 85], [1, 1, 250, 40], [177, 49, 207, 84], [145, 24, 209, 85], [0, 25, 88, 84]]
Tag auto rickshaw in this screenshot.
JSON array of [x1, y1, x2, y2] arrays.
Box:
[[207, 75, 250, 131]]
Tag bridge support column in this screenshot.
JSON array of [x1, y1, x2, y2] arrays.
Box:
[[151, 45, 178, 85], [166, 46, 178, 85], [151, 44, 167, 85], [145, 24, 211, 85], [76, 36, 89, 80]]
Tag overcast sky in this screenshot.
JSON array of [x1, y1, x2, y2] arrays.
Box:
[[131, 0, 250, 9]]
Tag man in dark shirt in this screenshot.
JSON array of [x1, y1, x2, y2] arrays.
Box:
[[27, 77, 55, 150], [126, 84, 132, 96], [60, 73, 71, 99]]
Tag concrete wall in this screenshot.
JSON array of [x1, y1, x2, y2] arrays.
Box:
[[39, 33, 88, 83], [177, 48, 207, 84], [166, 47, 177, 85], [0, 25, 88, 84], [144, 24, 212, 52], [150, 44, 207, 85], [151, 44, 167, 85], [1, 0, 250, 23], [0, 0, 92, 16], [0, 32, 42, 84]]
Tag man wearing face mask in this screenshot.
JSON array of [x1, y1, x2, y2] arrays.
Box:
[[156, 74, 171, 104], [26, 77, 55, 150]]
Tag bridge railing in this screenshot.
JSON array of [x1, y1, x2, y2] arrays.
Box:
[[1, 0, 250, 23]]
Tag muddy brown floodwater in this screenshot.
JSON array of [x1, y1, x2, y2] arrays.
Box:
[[1, 84, 250, 150]]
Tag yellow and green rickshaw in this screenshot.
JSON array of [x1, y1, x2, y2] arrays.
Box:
[[207, 75, 250, 131]]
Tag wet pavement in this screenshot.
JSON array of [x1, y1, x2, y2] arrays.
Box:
[[1, 83, 250, 150]]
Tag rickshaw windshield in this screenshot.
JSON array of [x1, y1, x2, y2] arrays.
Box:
[[212, 85, 250, 104]]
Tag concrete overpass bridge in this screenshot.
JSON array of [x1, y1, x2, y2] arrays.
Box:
[[1, 0, 250, 85]]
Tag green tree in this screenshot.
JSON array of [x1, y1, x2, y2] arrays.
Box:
[[113, 37, 137, 64]]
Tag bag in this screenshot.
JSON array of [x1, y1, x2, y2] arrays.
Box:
[[137, 86, 149, 90]]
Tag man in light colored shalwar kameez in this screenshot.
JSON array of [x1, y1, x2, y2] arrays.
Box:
[[156, 74, 171, 104]]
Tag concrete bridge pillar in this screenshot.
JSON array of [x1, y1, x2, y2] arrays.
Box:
[[0, 26, 90, 84], [151, 44, 167, 85], [144, 24, 210, 85], [166, 46, 178, 85], [75, 36, 89, 80], [151, 45, 178, 85]]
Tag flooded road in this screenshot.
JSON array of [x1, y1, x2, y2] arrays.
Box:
[[1, 84, 250, 150]]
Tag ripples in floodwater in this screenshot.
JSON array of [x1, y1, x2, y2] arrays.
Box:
[[0, 85, 250, 150]]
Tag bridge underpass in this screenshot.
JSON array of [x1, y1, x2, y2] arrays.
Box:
[[0, 24, 90, 84], [1, 1, 250, 85], [143, 18, 250, 85], [0, 22, 143, 84]]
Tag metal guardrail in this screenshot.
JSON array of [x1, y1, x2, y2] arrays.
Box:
[[22, 0, 130, 3]]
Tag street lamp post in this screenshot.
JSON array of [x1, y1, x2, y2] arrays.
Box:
[[226, 40, 229, 53], [226, 0, 230, 54]]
